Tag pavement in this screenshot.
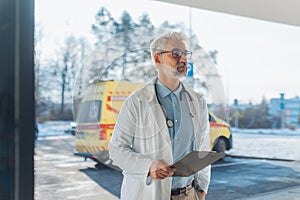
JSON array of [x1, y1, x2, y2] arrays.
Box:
[[35, 136, 119, 200], [95, 187, 300, 200], [237, 185, 300, 200], [94, 185, 300, 200], [36, 134, 300, 200]]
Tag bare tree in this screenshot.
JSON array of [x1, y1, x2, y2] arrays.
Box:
[[47, 35, 90, 117], [34, 23, 43, 114]]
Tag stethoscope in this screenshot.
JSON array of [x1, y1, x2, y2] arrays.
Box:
[[154, 78, 196, 128]]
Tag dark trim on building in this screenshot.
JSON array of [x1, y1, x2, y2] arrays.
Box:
[[0, 0, 35, 199]]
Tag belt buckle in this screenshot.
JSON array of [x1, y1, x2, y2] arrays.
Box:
[[172, 181, 194, 196], [180, 187, 186, 194]]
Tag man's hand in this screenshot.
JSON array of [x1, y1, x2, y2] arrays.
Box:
[[200, 190, 206, 198], [149, 160, 176, 180], [196, 189, 206, 199]]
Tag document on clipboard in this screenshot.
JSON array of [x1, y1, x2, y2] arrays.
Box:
[[171, 151, 225, 177]]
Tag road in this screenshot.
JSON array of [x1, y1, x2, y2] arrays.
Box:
[[35, 134, 300, 200]]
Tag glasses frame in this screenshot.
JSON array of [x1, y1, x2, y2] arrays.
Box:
[[159, 48, 192, 59]]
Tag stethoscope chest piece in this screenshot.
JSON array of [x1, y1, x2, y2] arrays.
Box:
[[167, 119, 174, 128]]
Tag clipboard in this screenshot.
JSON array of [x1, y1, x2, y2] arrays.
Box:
[[171, 151, 225, 177]]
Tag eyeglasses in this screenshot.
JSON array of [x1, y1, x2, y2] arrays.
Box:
[[159, 48, 192, 59]]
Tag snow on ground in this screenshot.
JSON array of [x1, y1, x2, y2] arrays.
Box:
[[231, 128, 300, 136], [37, 121, 300, 161], [228, 128, 300, 161], [37, 121, 72, 137]]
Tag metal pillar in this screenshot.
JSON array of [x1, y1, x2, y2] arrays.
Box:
[[280, 93, 285, 129], [0, 0, 35, 199]]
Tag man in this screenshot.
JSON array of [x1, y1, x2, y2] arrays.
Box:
[[109, 31, 211, 200]]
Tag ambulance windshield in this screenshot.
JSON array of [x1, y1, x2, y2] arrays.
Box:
[[77, 101, 101, 123]]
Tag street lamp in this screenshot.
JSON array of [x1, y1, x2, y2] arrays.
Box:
[[280, 93, 285, 129]]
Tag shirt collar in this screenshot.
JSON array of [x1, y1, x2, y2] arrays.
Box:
[[156, 79, 182, 99]]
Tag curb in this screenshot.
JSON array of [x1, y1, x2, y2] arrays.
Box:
[[226, 154, 298, 162]]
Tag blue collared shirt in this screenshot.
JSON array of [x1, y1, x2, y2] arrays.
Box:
[[156, 80, 195, 189]]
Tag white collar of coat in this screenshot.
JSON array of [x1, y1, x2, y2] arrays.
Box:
[[135, 78, 205, 104]]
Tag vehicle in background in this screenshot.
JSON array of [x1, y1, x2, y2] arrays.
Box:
[[64, 122, 77, 135], [73, 80, 143, 166], [74, 80, 232, 166], [209, 112, 232, 153]]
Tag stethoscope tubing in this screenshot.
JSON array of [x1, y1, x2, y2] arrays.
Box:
[[154, 78, 197, 121]]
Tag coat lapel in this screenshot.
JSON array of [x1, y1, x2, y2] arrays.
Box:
[[146, 79, 172, 145]]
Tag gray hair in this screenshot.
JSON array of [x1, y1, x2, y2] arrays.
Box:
[[150, 31, 188, 60]]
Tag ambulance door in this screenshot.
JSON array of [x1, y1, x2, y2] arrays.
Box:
[[75, 100, 102, 155]]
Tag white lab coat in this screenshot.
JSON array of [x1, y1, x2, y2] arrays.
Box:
[[108, 79, 211, 200]]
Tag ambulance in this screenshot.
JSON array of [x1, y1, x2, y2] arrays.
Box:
[[74, 80, 232, 165]]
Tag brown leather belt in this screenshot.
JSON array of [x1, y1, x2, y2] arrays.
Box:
[[171, 180, 194, 196]]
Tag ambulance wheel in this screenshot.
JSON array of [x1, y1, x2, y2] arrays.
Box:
[[95, 161, 109, 169], [214, 137, 227, 153]]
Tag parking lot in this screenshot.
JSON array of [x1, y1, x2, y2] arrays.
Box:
[[35, 131, 300, 200]]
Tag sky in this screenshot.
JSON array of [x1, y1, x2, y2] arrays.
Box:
[[35, 0, 300, 105]]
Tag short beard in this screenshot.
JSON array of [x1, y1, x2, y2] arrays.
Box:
[[161, 64, 186, 78]]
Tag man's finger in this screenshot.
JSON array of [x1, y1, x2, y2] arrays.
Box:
[[160, 166, 170, 173], [156, 174, 165, 179], [169, 167, 176, 172], [158, 169, 169, 177], [168, 171, 174, 177]]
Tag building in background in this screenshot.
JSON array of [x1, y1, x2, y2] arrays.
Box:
[[269, 96, 300, 129]]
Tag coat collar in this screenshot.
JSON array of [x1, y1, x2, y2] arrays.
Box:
[[136, 77, 205, 105], [156, 79, 182, 99]]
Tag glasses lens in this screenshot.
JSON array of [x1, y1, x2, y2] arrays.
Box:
[[171, 49, 182, 59], [185, 51, 192, 59]]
